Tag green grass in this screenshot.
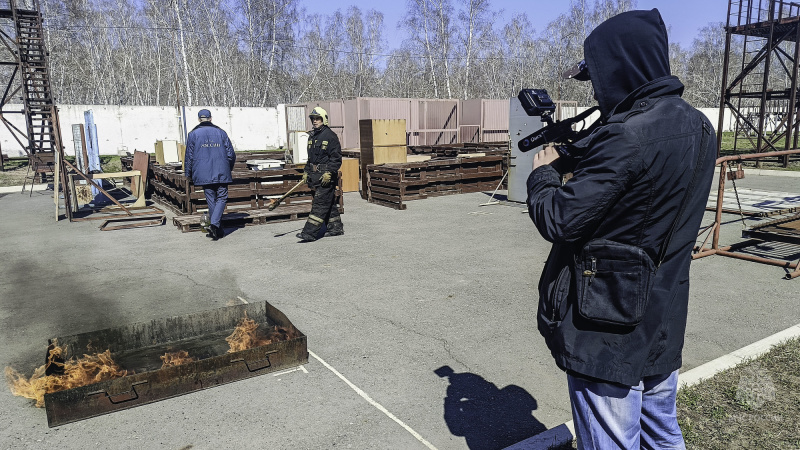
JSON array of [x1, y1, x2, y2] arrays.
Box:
[[99, 155, 121, 173], [547, 338, 800, 449], [677, 337, 800, 449], [718, 131, 800, 171], [0, 155, 124, 187]]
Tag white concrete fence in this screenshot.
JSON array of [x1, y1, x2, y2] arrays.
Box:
[[0, 104, 288, 158], [0, 104, 732, 159]]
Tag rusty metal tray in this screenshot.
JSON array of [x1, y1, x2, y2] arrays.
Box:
[[43, 301, 307, 427]]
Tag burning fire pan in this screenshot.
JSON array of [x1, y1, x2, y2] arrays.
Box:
[[43, 301, 307, 427]]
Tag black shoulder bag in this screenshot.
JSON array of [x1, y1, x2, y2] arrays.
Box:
[[574, 121, 711, 327]]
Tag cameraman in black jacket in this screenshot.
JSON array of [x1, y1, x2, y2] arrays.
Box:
[[527, 9, 716, 449]]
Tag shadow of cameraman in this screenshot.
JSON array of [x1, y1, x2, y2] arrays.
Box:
[[435, 365, 546, 450]]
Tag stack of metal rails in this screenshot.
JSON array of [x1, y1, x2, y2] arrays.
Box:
[[407, 141, 508, 157]]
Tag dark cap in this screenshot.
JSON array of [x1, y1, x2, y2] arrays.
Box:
[[198, 109, 211, 119], [562, 59, 590, 81]]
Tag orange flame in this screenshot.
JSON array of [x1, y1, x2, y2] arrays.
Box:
[[226, 313, 272, 353], [160, 350, 196, 368], [5, 344, 128, 408], [225, 313, 299, 353]]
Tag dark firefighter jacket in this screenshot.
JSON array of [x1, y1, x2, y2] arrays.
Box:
[[184, 121, 236, 186], [305, 125, 342, 183], [526, 9, 717, 386]]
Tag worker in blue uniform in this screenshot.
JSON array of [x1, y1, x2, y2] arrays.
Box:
[[184, 109, 236, 240]]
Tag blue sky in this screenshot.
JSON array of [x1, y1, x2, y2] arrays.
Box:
[[312, 0, 730, 49]]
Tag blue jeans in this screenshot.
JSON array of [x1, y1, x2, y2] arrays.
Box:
[[203, 183, 228, 227], [568, 370, 685, 450]]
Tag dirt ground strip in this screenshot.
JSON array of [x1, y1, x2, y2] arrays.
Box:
[[1, 173, 799, 449]]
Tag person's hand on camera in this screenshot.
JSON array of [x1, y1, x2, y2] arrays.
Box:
[[533, 145, 560, 170]]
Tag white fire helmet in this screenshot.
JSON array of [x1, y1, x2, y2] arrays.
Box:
[[309, 106, 329, 126]]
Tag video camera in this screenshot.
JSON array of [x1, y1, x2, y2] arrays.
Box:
[[516, 89, 599, 160]]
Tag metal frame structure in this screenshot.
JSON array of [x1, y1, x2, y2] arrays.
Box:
[[719, 0, 800, 165], [694, 149, 800, 279], [0, 0, 74, 217]]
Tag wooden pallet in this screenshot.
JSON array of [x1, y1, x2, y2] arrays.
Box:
[[366, 154, 505, 209]]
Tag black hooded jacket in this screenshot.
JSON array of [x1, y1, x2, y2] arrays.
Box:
[[526, 9, 717, 385]]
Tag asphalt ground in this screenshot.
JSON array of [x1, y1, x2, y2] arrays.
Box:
[[1, 172, 799, 449]]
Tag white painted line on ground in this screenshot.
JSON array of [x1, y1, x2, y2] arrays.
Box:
[[0, 184, 48, 194], [272, 365, 308, 377], [308, 349, 438, 450], [505, 322, 800, 450]]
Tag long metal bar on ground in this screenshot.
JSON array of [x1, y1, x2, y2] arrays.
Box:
[[98, 215, 165, 231], [70, 206, 164, 222]]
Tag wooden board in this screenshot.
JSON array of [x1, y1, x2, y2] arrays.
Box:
[[359, 119, 407, 199], [372, 146, 407, 164], [340, 158, 359, 192], [131, 150, 149, 198], [359, 119, 406, 148]]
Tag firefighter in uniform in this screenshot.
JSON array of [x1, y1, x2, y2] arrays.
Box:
[[297, 107, 344, 242]]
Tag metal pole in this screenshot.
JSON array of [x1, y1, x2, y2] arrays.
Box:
[[785, 12, 800, 167], [755, 0, 777, 161], [718, 0, 735, 158], [712, 161, 728, 250]]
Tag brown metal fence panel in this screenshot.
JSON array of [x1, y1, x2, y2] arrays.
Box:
[[359, 98, 413, 148], [344, 99, 359, 149], [286, 97, 516, 149], [460, 99, 482, 127], [479, 99, 509, 143]]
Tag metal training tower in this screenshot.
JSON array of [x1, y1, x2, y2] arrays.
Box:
[[720, 0, 800, 166], [0, 0, 65, 184]]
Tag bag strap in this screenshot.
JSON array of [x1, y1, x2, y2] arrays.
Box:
[[656, 120, 711, 270]]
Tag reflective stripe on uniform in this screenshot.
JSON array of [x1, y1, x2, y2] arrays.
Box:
[[308, 214, 324, 225]]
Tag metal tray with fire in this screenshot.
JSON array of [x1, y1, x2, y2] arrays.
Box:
[[43, 301, 307, 427]]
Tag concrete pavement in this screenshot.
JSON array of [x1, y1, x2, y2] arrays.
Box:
[[1, 171, 798, 449]]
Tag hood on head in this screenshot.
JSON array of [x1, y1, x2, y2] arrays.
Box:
[[583, 9, 671, 117]]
